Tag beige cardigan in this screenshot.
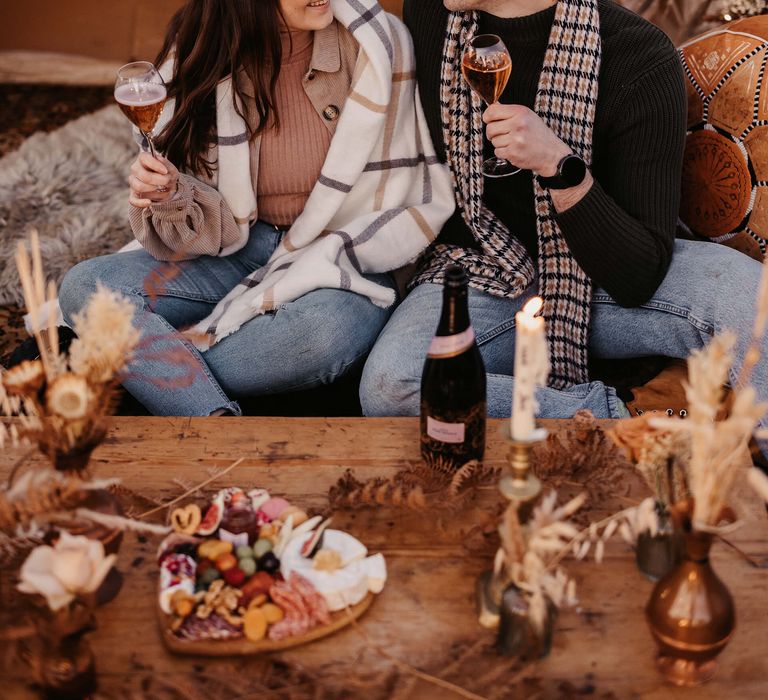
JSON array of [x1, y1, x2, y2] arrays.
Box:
[[129, 21, 359, 261]]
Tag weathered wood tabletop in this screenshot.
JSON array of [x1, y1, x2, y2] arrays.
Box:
[[1, 417, 766, 699]]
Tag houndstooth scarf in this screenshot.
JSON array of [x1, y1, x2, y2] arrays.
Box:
[[411, 0, 602, 389]]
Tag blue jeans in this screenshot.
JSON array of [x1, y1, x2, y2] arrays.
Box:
[[360, 239, 768, 423], [59, 221, 398, 416]]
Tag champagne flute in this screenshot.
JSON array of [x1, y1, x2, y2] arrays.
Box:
[[114, 61, 167, 161], [461, 34, 520, 178]]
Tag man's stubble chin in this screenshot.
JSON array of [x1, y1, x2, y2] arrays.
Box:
[[443, 0, 486, 11]]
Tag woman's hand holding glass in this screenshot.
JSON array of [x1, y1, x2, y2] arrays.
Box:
[[128, 153, 180, 209]]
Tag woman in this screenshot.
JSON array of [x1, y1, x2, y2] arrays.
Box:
[[59, 0, 453, 416]]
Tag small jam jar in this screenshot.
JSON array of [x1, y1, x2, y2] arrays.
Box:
[[219, 505, 259, 546]]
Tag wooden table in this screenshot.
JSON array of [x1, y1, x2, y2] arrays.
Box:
[[1, 417, 767, 699]]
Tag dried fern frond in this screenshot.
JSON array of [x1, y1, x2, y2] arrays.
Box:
[[328, 461, 499, 512], [328, 470, 427, 510]]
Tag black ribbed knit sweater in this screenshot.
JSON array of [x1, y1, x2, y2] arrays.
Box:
[[403, 0, 687, 307]]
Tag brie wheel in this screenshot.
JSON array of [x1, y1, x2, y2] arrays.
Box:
[[280, 529, 387, 611]]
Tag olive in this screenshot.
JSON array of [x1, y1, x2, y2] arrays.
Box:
[[174, 543, 197, 558], [258, 552, 280, 574], [236, 544, 254, 560], [199, 568, 221, 585], [239, 557, 257, 577], [253, 538, 273, 558]]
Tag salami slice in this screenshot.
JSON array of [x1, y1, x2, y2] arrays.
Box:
[[290, 572, 331, 626], [268, 581, 311, 641]]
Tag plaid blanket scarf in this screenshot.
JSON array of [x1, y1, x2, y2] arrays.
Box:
[[179, 0, 454, 349], [411, 0, 602, 389]]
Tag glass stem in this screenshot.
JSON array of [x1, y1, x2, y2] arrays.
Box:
[[142, 131, 158, 159]]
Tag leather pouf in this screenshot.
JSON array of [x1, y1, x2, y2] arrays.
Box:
[[679, 16, 768, 260]]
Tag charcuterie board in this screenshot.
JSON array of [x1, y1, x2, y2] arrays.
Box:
[[156, 487, 385, 655]]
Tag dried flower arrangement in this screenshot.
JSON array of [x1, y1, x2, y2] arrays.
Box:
[[610, 246, 768, 531], [490, 490, 659, 654], [609, 415, 690, 509], [0, 233, 140, 468], [646, 332, 768, 529], [13, 532, 118, 698]]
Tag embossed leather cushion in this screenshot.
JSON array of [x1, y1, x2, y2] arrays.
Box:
[[678, 16, 768, 261]]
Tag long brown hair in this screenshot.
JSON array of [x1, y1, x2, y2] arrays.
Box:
[[154, 0, 286, 178]]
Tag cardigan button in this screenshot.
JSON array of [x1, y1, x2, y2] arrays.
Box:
[[322, 104, 340, 121], [306, 70, 316, 81]]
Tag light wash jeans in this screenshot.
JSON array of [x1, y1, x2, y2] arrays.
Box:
[[360, 239, 768, 424], [59, 221, 398, 416]]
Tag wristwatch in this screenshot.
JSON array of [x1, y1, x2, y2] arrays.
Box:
[[537, 154, 587, 190]]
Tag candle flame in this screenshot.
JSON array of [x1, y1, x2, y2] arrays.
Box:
[[522, 296, 544, 318]]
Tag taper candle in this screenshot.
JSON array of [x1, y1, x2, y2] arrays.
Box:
[[511, 297, 549, 440]]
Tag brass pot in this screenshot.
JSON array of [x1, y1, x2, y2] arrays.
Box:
[[645, 501, 735, 686]]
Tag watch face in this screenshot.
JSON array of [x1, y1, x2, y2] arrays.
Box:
[[561, 155, 587, 186]]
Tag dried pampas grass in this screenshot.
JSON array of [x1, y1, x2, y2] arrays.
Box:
[[651, 333, 767, 527], [68, 283, 140, 384]]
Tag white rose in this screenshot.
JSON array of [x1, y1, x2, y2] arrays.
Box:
[[18, 531, 117, 611]]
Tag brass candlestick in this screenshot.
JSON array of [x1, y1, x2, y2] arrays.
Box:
[[476, 424, 548, 629], [498, 423, 547, 523]]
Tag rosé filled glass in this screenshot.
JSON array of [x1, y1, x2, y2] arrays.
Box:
[[114, 61, 167, 159], [461, 34, 520, 178]]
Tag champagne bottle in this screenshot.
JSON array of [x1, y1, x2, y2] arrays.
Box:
[[420, 265, 487, 472]]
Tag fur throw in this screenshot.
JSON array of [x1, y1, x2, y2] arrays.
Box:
[[0, 106, 135, 306]]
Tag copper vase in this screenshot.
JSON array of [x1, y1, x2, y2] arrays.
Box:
[[645, 503, 735, 686]]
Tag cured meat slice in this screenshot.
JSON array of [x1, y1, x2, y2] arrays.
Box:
[[291, 572, 331, 626], [268, 581, 312, 641]]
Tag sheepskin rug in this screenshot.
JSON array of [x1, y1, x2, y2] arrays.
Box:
[[0, 106, 136, 305]]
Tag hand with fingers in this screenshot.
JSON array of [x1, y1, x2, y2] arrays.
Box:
[[128, 152, 180, 208], [483, 103, 571, 177]]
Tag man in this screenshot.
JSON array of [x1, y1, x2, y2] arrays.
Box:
[[360, 0, 768, 423]]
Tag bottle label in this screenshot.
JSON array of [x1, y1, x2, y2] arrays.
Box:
[[427, 327, 476, 359], [427, 416, 466, 444]]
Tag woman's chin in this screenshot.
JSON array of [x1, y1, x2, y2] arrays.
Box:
[[306, 14, 333, 31]]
